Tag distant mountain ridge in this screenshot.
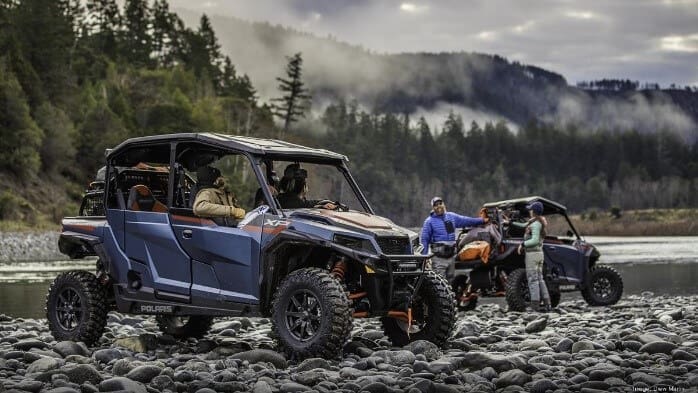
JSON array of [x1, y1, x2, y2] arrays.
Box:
[[176, 9, 698, 137]]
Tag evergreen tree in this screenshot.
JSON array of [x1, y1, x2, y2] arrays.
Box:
[[85, 0, 121, 57], [35, 103, 77, 175], [220, 56, 256, 102], [122, 0, 152, 67], [0, 67, 44, 178], [199, 14, 223, 85], [271, 52, 311, 137], [151, 0, 179, 66], [14, 0, 76, 102]]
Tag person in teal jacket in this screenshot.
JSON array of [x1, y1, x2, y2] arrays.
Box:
[[508, 201, 551, 312]]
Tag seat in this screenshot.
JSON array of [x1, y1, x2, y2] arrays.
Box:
[[127, 185, 168, 213]]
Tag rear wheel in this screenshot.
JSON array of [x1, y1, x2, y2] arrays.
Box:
[[581, 265, 623, 306], [46, 271, 108, 346], [156, 316, 213, 339], [382, 270, 456, 347], [505, 268, 529, 312], [271, 268, 352, 359]]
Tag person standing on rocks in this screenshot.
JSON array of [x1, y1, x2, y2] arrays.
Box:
[[507, 201, 551, 312], [420, 196, 486, 281]]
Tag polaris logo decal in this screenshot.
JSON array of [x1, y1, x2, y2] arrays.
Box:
[[265, 219, 290, 227], [139, 305, 173, 313]]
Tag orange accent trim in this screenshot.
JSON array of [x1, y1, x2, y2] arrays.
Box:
[[170, 215, 216, 226], [388, 310, 411, 323], [242, 224, 286, 235], [65, 224, 96, 233], [349, 292, 367, 300], [352, 311, 369, 318]]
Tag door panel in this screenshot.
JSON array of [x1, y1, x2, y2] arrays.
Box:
[[544, 242, 584, 284], [124, 211, 192, 298], [173, 219, 263, 305]]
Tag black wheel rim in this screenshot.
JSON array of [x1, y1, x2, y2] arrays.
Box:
[[592, 275, 613, 299], [55, 287, 83, 331], [285, 289, 322, 341]]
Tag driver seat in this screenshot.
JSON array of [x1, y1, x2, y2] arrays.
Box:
[[127, 185, 168, 213]]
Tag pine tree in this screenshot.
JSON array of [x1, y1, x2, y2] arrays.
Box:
[[271, 52, 311, 138], [220, 56, 256, 103], [198, 14, 223, 87], [0, 67, 44, 178], [122, 0, 152, 67], [151, 0, 179, 66], [85, 0, 121, 57]]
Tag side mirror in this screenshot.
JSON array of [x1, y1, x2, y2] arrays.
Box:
[[566, 230, 574, 237]]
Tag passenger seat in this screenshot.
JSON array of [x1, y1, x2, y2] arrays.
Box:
[[127, 185, 168, 213]]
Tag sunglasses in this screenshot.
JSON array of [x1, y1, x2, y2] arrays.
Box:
[[433, 201, 444, 207]]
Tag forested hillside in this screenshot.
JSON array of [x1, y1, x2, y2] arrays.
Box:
[[184, 11, 698, 139], [0, 0, 696, 230]]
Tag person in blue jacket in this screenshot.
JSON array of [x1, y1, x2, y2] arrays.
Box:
[[421, 196, 486, 280]]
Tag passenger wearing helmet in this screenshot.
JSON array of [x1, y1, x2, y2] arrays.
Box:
[[507, 201, 551, 312], [277, 163, 336, 209], [193, 165, 246, 224]]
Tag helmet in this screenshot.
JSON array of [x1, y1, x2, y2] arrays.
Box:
[[526, 201, 544, 215], [197, 165, 221, 187]]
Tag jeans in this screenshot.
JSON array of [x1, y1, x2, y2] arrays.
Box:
[[525, 250, 550, 304], [431, 256, 454, 282]]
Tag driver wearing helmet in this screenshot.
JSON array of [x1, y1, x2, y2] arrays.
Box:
[[277, 163, 336, 210]]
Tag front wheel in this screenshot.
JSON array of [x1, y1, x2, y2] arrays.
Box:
[[382, 270, 456, 347], [156, 315, 213, 339], [46, 271, 108, 346], [271, 268, 352, 359], [581, 265, 623, 306]]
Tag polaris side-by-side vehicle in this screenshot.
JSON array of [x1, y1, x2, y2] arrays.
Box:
[[431, 196, 623, 311], [49, 133, 456, 358]]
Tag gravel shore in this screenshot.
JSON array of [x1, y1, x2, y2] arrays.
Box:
[[0, 232, 63, 262], [1, 295, 697, 392]]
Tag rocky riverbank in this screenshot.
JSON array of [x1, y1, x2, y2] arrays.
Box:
[[1, 295, 697, 392], [0, 232, 63, 262]]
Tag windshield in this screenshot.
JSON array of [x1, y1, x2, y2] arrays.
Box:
[[268, 160, 368, 212]]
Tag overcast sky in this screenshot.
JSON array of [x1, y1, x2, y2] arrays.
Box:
[[170, 0, 698, 87]]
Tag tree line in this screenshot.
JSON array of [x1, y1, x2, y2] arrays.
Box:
[[318, 102, 698, 226]]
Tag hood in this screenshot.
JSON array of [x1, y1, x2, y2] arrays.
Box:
[[289, 209, 413, 237]]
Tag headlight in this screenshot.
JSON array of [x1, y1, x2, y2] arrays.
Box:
[[333, 234, 376, 254]]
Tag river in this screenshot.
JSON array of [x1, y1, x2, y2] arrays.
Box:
[[0, 236, 696, 318]]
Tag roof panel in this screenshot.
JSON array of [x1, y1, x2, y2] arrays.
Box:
[[107, 132, 347, 161]]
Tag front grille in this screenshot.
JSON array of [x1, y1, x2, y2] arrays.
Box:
[[376, 236, 410, 255]]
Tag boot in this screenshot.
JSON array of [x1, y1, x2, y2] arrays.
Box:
[[542, 299, 552, 313]]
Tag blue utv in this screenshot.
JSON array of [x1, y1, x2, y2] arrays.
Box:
[[48, 133, 456, 358]]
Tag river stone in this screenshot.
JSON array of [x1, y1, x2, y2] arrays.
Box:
[[672, 349, 697, 361], [296, 357, 332, 372], [27, 357, 62, 374], [124, 364, 162, 382], [520, 339, 548, 350], [93, 348, 123, 364], [373, 350, 416, 366], [11, 380, 44, 392], [404, 340, 441, 360], [629, 372, 662, 385], [279, 381, 313, 392], [637, 334, 663, 344], [555, 338, 573, 353], [640, 341, 678, 354], [53, 341, 89, 358], [496, 369, 532, 388], [525, 317, 548, 333], [294, 371, 326, 386], [13, 339, 49, 351], [63, 364, 103, 385], [231, 349, 287, 369], [99, 376, 148, 393], [150, 374, 175, 391], [572, 340, 595, 353], [460, 351, 524, 372], [253, 380, 273, 393], [530, 378, 557, 393]]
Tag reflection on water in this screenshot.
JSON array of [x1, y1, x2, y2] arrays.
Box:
[[0, 238, 696, 318]]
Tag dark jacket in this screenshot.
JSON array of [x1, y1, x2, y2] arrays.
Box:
[[420, 211, 485, 255]]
